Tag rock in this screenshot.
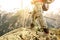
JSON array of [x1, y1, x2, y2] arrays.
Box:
[[0, 27, 60, 40]]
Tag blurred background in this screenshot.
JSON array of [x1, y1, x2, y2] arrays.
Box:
[[0, 0, 60, 36]]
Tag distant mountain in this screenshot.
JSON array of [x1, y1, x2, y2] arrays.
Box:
[[0, 10, 32, 36], [44, 9, 60, 28]]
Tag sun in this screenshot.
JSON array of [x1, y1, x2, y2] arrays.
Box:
[[0, 0, 34, 12]]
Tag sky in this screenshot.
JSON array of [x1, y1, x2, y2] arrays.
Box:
[[0, 0, 60, 12], [49, 0, 60, 11], [0, 0, 22, 12], [0, 0, 34, 12]]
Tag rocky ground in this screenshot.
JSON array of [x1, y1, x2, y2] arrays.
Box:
[[0, 27, 60, 40]]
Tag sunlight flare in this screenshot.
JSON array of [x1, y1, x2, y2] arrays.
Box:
[[0, 0, 34, 12]]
